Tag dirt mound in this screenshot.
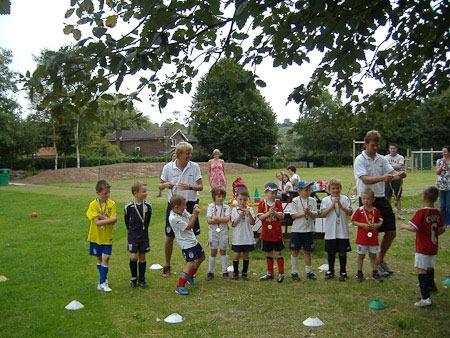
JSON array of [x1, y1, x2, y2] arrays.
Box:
[[21, 162, 256, 184]]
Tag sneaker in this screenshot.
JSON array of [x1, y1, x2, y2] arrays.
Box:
[[130, 279, 138, 288], [241, 273, 249, 281], [356, 271, 364, 282], [376, 266, 390, 278], [291, 273, 300, 281], [99, 282, 112, 292], [231, 272, 239, 280], [379, 261, 394, 275], [205, 273, 214, 281], [306, 272, 317, 280], [325, 271, 335, 280], [161, 266, 171, 278], [222, 272, 229, 279], [414, 298, 432, 307], [138, 280, 149, 289], [372, 270, 384, 282], [175, 286, 189, 295], [186, 275, 195, 286], [97, 283, 101, 291], [260, 273, 274, 281], [339, 272, 348, 282], [277, 274, 285, 283]]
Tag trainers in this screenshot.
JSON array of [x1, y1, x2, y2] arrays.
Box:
[[306, 272, 317, 280], [414, 298, 432, 307], [325, 271, 335, 280], [130, 279, 138, 288], [379, 261, 394, 275], [97, 283, 101, 291], [339, 272, 348, 282], [291, 273, 300, 281], [175, 286, 189, 295], [241, 273, 249, 281], [138, 280, 149, 289], [161, 266, 171, 277], [376, 266, 390, 278], [99, 282, 112, 292], [205, 273, 214, 281], [277, 274, 285, 283], [372, 270, 384, 282], [260, 273, 274, 281], [356, 271, 364, 282], [186, 275, 195, 286], [222, 272, 229, 279], [231, 272, 239, 280]]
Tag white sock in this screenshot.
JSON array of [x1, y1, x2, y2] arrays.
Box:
[[221, 255, 228, 273], [208, 256, 216, 273], [291, 255, 299, 274], [305, 265, 312, 273]]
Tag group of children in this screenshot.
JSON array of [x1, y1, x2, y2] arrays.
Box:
[[86, 177, 445, 307]]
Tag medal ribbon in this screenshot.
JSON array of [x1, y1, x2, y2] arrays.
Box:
[[133, 200, 146, 230], [299, 197, 309, 221]]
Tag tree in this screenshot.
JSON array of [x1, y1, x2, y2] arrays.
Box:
[[190, 58, 277, 162], [31, 0, 448, 113]]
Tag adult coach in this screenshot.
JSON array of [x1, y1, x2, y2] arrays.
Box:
[[354, 130, 407, 275], [436, 145, 450, 226], [384, 143, 405, 218], [159, 142, 203, 277]]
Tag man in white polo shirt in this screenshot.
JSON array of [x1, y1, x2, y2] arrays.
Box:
[[159, 142, 203, 277], [384, 143, 405, 218], [354, 130, 407, 275]]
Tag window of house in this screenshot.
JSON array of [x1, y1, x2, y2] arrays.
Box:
[[171, 138, 176, 147]]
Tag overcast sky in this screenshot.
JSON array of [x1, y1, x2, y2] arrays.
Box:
[[0, 0, 380, 125]]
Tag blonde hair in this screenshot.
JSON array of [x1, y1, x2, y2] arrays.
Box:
[[212, 149, 222, 156], [175, 142, 193, 157], [327, 178, 342, 191], [362, 188, 375, 198], [364, 130, 381, 143], [131, 182, 147, 195], [170, 194, 186, 208]]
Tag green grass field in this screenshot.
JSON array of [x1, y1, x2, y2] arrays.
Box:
[[1, 167, 449, 337]]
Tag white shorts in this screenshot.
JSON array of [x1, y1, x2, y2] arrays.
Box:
[[208, 228, 229, 250], [356, 245, 379, 255], [414, 253, 436, 269]]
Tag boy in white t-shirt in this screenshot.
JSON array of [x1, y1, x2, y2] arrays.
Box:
[[319, 178, 353, 281], [206, 186, 231, 280], [289, 181, 318, 281]]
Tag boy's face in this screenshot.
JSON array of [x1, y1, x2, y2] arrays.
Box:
[[173, 201, 187, 214], [178, 150, 192, 163], [265, 190, 276, 201], [365, 141, 378, 156], [276, 172, 283, 180], [329, 184, 341, 196], [214, 194, 225, 205], [361, 194, 374, 207], [299, 187, 311, 198], [237, 194, 248, 207], [97, 188, 110, 201], [389, 145, 397, 156], [134, 186, 148, 202]]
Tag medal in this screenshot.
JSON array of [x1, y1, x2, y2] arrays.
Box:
[[367, 232, 373, 238], [362, 208, 375, 239], [216, 227, 221, 233], [214, 203, 225, 231], [133, 200, 146, 230], [336, 218, 340, 225], [268, 224, 273, 230]]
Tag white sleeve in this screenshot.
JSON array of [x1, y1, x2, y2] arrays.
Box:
[[230, 208, 238, 221], [193, 162, 202, 181], [344, 196, 353, 212], [160, 163, 169, 181], [354, 155, 368, 179], [320, 197, 330, 210], [382, 157, 394, 174], [310, 198, 318, 213], [206, 204, 214, 218], [399, 155, 405, 165], [224, 205, 231, 217]]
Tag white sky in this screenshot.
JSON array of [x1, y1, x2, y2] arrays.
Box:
[[0, 0, 380, 125]]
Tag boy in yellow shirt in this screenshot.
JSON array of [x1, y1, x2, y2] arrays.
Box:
[[86, 180, 117, 292]]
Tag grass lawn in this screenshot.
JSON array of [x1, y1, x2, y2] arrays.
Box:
[[0, 168, 449, 337]]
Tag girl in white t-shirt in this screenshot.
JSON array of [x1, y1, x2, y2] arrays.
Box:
[[319, 178, 353, 281]]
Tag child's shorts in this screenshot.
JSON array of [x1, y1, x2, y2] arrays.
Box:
[[414, 253, 436, 269], [290, 232, 314, 252], [356, 245, 379, 255], [182, 243, 205, 262], [89, 242, 112, 257], [231, 244, 255, 252], [325, 239, 351, 254], [208, 228, 229, 250], [128, 240, 150, 254], [262, 240, 285, 252]]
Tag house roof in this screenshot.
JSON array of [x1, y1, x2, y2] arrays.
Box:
[[106, 128, 197, 143], [35, 147, 57, 157]]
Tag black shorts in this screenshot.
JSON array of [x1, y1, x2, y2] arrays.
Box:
[[261, 240, 285, 252], [165, 200, 201, 238], [325, 239, 351, 254], [359, 197, 396, 232], [231, 244, 255, 253], [182, 243, 205, 262], [290, 232, 314, 252], [128, 240, 150, 254], [385, 180, 403, 198]]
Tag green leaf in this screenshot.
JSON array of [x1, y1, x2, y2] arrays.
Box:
[[93, 27, 107, 38], [101, 94, 114, 101], [63, 25, 74, 35], [72, 29, 82, 41], [65, 8, 75, 18], [255, 79, 266, 87], [105, 15, 117, 28]]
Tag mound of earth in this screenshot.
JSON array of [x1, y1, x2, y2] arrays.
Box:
[[20, 162, 256, 184]]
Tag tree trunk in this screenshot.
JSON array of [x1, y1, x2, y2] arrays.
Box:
[[75, 115, 80, 169], [52, 120, 58, 170]]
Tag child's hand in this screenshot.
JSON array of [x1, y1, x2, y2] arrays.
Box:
[[383, 174, 394, 182], [193, 205, 200, 214], [178, 182, 190, 190]]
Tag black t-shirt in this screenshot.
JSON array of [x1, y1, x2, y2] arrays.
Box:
[[124, 201, 152, 242]]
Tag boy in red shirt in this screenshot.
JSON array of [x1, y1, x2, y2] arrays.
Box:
[[352, 189, 385, 282], [258, 183, 285, 282], [401, 186, 445, 307]]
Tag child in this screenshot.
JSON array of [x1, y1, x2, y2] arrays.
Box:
[[206, 186, 231, 280], [169, 195, 205, 295], [124, 182, 152, 288], [319, 178, 353, 281], [351, 189, 385, 282], [230, 187, 256, 280], [400, 186, 445, 307], [86, 180, 117, 292], [289, 181, 318, 281], [258, 182, 285, 282]]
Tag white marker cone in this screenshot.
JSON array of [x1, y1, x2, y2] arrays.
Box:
[[149, 264, 163, 270], [164, 313, 184, 323], [303, 317, 324, 327], [318, 264, 329, 272], [65, 300, 84, 310]]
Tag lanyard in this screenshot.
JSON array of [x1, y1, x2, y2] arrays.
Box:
[[299, 197, 309, 221], [97, 198, 107, 215], [333, 197, 341, 219], [133, 200, 146, 230], [362, 208, 374, 225]]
